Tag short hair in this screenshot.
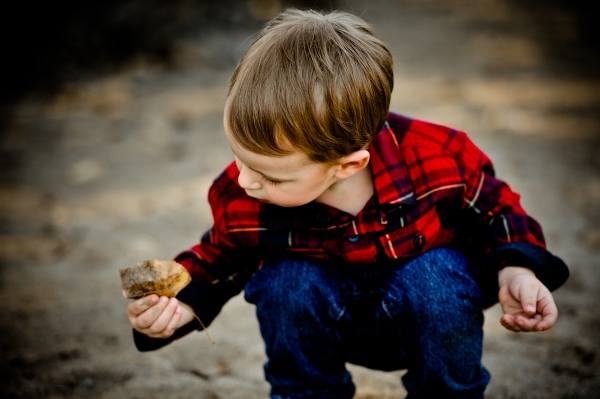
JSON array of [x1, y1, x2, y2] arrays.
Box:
[[226, 8, 394, 164]]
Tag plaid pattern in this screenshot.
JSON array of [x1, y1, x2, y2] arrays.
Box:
[[175, 112, 546, 286]]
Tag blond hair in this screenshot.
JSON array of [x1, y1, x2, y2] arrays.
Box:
[[227, 9, 393, 164]]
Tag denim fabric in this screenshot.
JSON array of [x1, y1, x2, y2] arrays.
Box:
[[244, 248, 490, 399]]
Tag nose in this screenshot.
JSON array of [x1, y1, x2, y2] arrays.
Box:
[[237, 164, 262, 190]]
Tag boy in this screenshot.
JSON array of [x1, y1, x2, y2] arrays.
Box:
[[127, 9, 569, 399]]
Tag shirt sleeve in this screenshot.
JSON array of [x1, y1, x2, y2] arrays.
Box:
[[458, 135, 569, 307]]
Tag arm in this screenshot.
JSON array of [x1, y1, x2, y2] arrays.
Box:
[[128, 165, 262, 350], [128, 230, 257, 351], [456, 134, 568, 326]]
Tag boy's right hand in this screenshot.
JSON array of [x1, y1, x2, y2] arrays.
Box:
[[127, 295, 183, 338]]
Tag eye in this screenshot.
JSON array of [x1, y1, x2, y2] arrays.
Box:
[[262, 176, 282, 186]]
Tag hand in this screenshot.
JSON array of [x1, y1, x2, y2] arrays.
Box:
[[497, 266, 558, 332], [127, 295, 186, 338]]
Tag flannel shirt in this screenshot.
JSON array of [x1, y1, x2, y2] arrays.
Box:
[[134, 112, 569, 351]]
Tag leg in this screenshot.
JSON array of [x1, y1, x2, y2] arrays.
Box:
[[381, 248, 490, 399], [244, 256, 355, 399]]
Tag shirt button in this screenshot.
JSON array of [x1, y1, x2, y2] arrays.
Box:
[[413, 235, 426, 250], [348, 235, 360, 243]]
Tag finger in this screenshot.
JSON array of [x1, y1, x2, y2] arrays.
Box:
[[136, 296, 170, 329], [148, 297, 179, 335], [534, 294, 558, 331], [146, 302, 181, 339], [128, 294, 159, 317], [518, 283, 539, 316], [514, 314, 543, 332], [500, 314, 523, 332], [163, 305, 183, 336]]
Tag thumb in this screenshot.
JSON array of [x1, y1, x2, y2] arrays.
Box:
[[519, 285, 538, 316]]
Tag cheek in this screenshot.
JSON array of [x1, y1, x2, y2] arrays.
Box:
[[267, 181, 325, 206], [265, 187, 293, 203], [262, 186, 302, 207]]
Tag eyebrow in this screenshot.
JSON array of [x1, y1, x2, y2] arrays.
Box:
[[230, 147, 291, 182], [247, 165, 291, 182]]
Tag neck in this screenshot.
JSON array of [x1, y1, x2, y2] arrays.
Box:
[[316, 165, 374, 216]]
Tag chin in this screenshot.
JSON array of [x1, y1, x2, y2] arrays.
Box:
[[271, 199, 312, 208], [248, 192, 312, 207]]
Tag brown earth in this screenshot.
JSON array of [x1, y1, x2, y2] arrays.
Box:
[[1, 1, 599, 398]]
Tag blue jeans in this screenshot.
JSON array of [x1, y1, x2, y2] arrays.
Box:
[[244, 248, 490, 399]]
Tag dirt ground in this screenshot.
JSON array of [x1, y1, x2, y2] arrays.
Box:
[[1, 1, 599, 398]]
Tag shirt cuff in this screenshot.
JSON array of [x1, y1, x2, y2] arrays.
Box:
[[133, 317, 201, 352], [472, 242, 570, 308]]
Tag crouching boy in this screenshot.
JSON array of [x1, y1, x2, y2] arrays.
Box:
[[127, 9, 569, 399]]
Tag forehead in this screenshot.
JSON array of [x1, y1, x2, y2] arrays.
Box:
[[225, 123, 314, 173]]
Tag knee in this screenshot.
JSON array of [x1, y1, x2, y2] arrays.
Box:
[[244, 256, 346, 321]]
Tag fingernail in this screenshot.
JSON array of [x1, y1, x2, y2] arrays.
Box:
[[160, 296, 168, 304], [176, 306, 182, 314], [525, 305, 535, 313]]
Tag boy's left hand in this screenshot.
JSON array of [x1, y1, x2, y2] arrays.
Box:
[[497, 266, 558, 332]]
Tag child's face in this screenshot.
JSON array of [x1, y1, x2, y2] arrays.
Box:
[[224, 126, 341, 208]]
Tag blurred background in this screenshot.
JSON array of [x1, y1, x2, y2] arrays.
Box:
[[1, 0, 599, 398]]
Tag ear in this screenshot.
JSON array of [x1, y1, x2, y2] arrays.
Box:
[[334, 150, 370, 180]]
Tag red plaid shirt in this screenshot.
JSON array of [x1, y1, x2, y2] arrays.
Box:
[[134, 112, 569, 351], [176, 112, 548, 284]]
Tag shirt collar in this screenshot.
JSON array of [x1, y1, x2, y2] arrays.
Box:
[[369, 121, 417, 206]]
